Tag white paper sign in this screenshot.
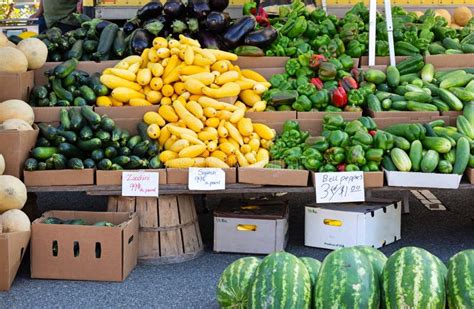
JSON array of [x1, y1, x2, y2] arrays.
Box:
[[188, 168, 225, 191], [315, 172, 365, 204], [122, 172, 159, 197]]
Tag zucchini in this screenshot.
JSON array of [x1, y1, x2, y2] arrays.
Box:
[[80, 126, 94, 140], [93, 23, 119, 61], [67, 158, 84, 169], [31, 85, 48, 99], [112, 155, 130, 166], [52, 153, 67, 169], [113, 29, 126, 57], [147, 143, 159, 157], [51, 79, 74, 102], [420, 150, 439, 173], [88, 74, 109, 97], [56, 99, 70, 107], [101, 116, 116, 132], [32, 147, 58, 160], [126, 155, 144, 169], [73, 97, 87, 106], [24, 158, 39, 171], [46, 27, 62, 43], [49, 52, 62, 62], [49, 92, 58, 106], [118, 146, 131, 156], [81, 106, 101, 125], [127, 135, 142, 149], [66, 39, 83, 60], [54, 59, 78, 79], [104, 146, 117, 158], [83, 40, 98, 53], [69, 108, 84, 131], [83, 158, 96, 169], [104, 141, 120, 149], [78, 138, 102, 152], [37, 162, 47, 170], [79, 85, 96, 104], [111, 163, 123, 170], [38, 123, 57, 140], [51, 135, 66, 146], [45, 157, 55, 170], [91, 149, 105, 162], [56, 130, 77, 143], [137, 121, 153, 142], [95, 130, 111, 142], [36, 137, 51, 147], [97, 158, 113, 170], [132, 140, 150, 157], [58, 142, 84, 158], [149, 155, 162, 169]]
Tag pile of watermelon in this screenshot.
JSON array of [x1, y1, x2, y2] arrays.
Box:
[[216, 247, 473, 309]]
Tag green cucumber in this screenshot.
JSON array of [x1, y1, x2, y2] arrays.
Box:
[[431, 98, 450, 112], [386, 66, 400, 88], [80, 106, 101, 125], [77, 138, 102, 151], [367, 94, 382, 112], [404, 91, 432, 103], [393, 136, 411, 151], [54, 59, 78, 79], [420, 150, 439, 173], [51, 78, 73, 102], [391, 100, 408, 110], [438, 89, 464, 111], [453, 137, 470, 175], [406, 101, 438, 112]]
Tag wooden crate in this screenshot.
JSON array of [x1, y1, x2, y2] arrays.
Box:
[[107, 195, 203, 264]]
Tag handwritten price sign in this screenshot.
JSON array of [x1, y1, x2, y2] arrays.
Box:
[[315, 172, 365, 203], [122, 172, 159, 197], [188, 168, 225, 191]]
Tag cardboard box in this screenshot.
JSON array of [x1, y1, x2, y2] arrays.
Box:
[[113, 118, 142, 135], [96, 169, 167, 186], [31, 211, 138, 282], [0, 231, 30, 291], [374, 115, 449, 129], [425, 54, 474, 70], [95, 106, 158, 119], [384, 170, 462, 189], [441, 111, 462, 126], [166, 168, 237, 185], [466, 168, 474, 184], [238, 167, 309, 187], [310, 171, 384, 188], [252, 118, 322, 136], [33, 106, 82, 123], [0, 70, 34, 102], [367, 109, 440, 119], [234, 56, 289, 68], [0, 126, 38, 179], [360, 56, 409, 66], [24, 169, 95, 187], [34, 61, 118, 86], [297, 111, 362, 120], [305, 199, 402, 250], [246, 111, 297, 122], [214, 198, 289, 254]]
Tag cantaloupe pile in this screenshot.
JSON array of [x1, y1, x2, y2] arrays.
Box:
[[0, 32, 47, 73], [0, 99, 35, 131]]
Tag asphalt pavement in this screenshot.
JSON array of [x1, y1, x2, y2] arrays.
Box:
[[1, 189, 473, 308]]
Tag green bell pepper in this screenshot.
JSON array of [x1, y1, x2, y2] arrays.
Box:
[[296, 43, 312, 56], [323, 114, 344, 130], [357, 32, 369, 47], [346, 145, 366, 165], [297, 83, 317, 97], [338, 55, 355, 71], [319, 163, 337, 172], [287, 16, 308, 38], [324, 147, 346, 165], [359, 116, 377, 131], [242, 2, 256, 15], [346, 40, 365, 58], [309, 89, 329, 110], [318, 62, 337, 81], [296, 75, 309, 88], [365, 148, 384, 163], [328, 58, 343, 71], [292, 95, 312, 112], [325, 106, 343, 112], [320, 19, 336, 36], [328, 130, 350, 147], [310, 8, 326, 23], [351, 131, 373, 146], [344, 120, 366, 136], [269, 74, 287, 88], [303, 158, 322, 172], [373, 131, 394, 151], [310, 35, 330, 49], [283, 120, 300, 132], [376, 40, 389, 56], [345, 164, 360, 171], [285, 59, 301, 76], [366, 161, 380, 171], [348, 89, 365, 106], [323, 80, 338, 91], [295, 66, 313, 77], [303, 148, 323, 162], [304, 21, 320, 39], [309, 136, 329, 153]]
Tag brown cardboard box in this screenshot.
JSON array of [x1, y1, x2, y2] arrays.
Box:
[[374, 116, 449, 129], [250, 67, 286, 80], [310, 171, 384, 188], [297, 111, 362, 120], [24, 169, 95, 187], [256, 119, 322, 136], [113, 118, 142, 135], [35, 61, 118, 86], [31, 211, 138, 282], [238, 167, 309, 187], [466, 168, 474, 184], [0, 126, 38, 179], [33, 106, 82, 123], [96, 169, 167, 186], [214, 199, 289, 254], [166, 168, 237, 185], [246, 111, 297, 122], [367, 110, 440, 119], [0, 71, 34, 102], [360, 56, 409, 66], [0, 231, 30, 291], [234, 56, 289, 68], [95, 106, 158, 119], [441, 111, 462, 126], [425, 54, 474, 69]]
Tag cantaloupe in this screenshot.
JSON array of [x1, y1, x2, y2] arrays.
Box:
[[453, 6, 472, 26], [0, 175, 27, 213], [435, 9, 452, 26], [450, 23, 463, 30], [17, 38, 48, 70], [0, 32, 9, 47], [1, 119, 34, 131], [1, 209, 31, 232], [0, 47, 28, 73], [0, 99, 34, 125], [0, 154, 4, 175]]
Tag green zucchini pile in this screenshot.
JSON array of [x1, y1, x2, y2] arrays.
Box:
[[382, 104, 474, 174], [43, 217, 114, 227], [29, 59, 108, 107], [24, 107, 162, 171], [364, 55, 474, 112]]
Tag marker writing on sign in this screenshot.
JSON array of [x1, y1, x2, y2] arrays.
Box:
[[126, 174, 151, 181], [194, 169, 222, 188], [129, 182, 157, 194], [318, 172, 364, 202]]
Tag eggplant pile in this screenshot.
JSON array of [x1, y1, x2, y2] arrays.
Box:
[[126, 0, 234, 51]]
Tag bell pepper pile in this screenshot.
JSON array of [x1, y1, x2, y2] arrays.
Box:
[[263, 55, 367, 112], [268, 117, 394, 172]]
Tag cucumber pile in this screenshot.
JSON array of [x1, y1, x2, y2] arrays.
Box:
[[24, 107, 162, 171], [382, 105, 474, 174], [364, 55, 474, 112], [29, 59, 108, 107]]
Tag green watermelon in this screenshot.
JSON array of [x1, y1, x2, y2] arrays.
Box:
[[300, 257, 322, 288], [315, 247, 380, 309], [248, 252, 311, 309], [216, 257, 260, 308], [382, 247, 446, 309], [447, 249, 474, 309], [353, 246, 387, 278]]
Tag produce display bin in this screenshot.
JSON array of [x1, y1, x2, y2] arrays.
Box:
[[96, 169, 167, 186], [384, 170, 463, 189], [166, 168, 237, 185], [0, 70, 34, 102], [24, 169, 95, 187], [238, 168, 309, 187], [310, 171, 384, 188], [0, 231, 31, 291]]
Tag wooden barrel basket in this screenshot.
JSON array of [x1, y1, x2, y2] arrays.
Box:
[[107, 195, 203, 264]]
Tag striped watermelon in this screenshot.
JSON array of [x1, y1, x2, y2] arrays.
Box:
[[300, 257, 321, 308], [216, 257, 260, 308], [447, 249, 474, 309], [353, 246, 387, 278], [248, 252, 311, 309], [315, 247, 380, 309], [382, 247, 446, 309]]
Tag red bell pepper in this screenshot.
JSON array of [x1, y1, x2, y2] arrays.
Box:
[[337, 163, 346, 172], [255, 7, 270, 27], [369, 130, 377, 136], [331, 86, 348, 108], [339, 76, 358, 92], [310, 54, 327, 69], [310, 77, 324, 90]]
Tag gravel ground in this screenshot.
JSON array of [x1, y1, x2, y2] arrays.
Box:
[[1, 189, 473, 308]]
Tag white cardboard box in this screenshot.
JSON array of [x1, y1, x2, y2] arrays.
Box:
[[214, 199, 288, 254], [305, 199, 402, 250], [384, 170, 462, 189]]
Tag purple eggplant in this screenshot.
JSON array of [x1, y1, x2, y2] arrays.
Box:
[[223, 15, 256, 48], [129, 29, 153, 55], [209, 0, 228, 11], [244, 27, 278, 48], [96, 20, 112, 34], [123, 19, 140, 36], [187, 0, 210, 20], [205, 11, 229, 33], [136, 2, 163, 22], [194, 30, 221, 49], [164, 0, 185, 18]]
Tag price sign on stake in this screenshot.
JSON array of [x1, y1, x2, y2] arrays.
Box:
[[188, 168, 225, 191], [315, 172, 365, 203], [122, 172, 159, 197]]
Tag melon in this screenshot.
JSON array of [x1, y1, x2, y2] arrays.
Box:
[[315, 247, 380, 308], [248, 252, 311, 308], [216, 257, 260, 308], [447, 249, 474, 309], [1, 209, 30, 232], [300, 257, 321, 288], [435, 9, 452, 25], [0, 175, 27, 213], [1, 119, 33, 131], [17, 38, 48, 70], [0, 99, 34, 125], [0, 32, 9, 47], [0, 47, 28, 73], [382, 247, 446, 309], [0, 154, 4, 175], [453, 6, 472, 26], [353, 245, 387, 279]]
